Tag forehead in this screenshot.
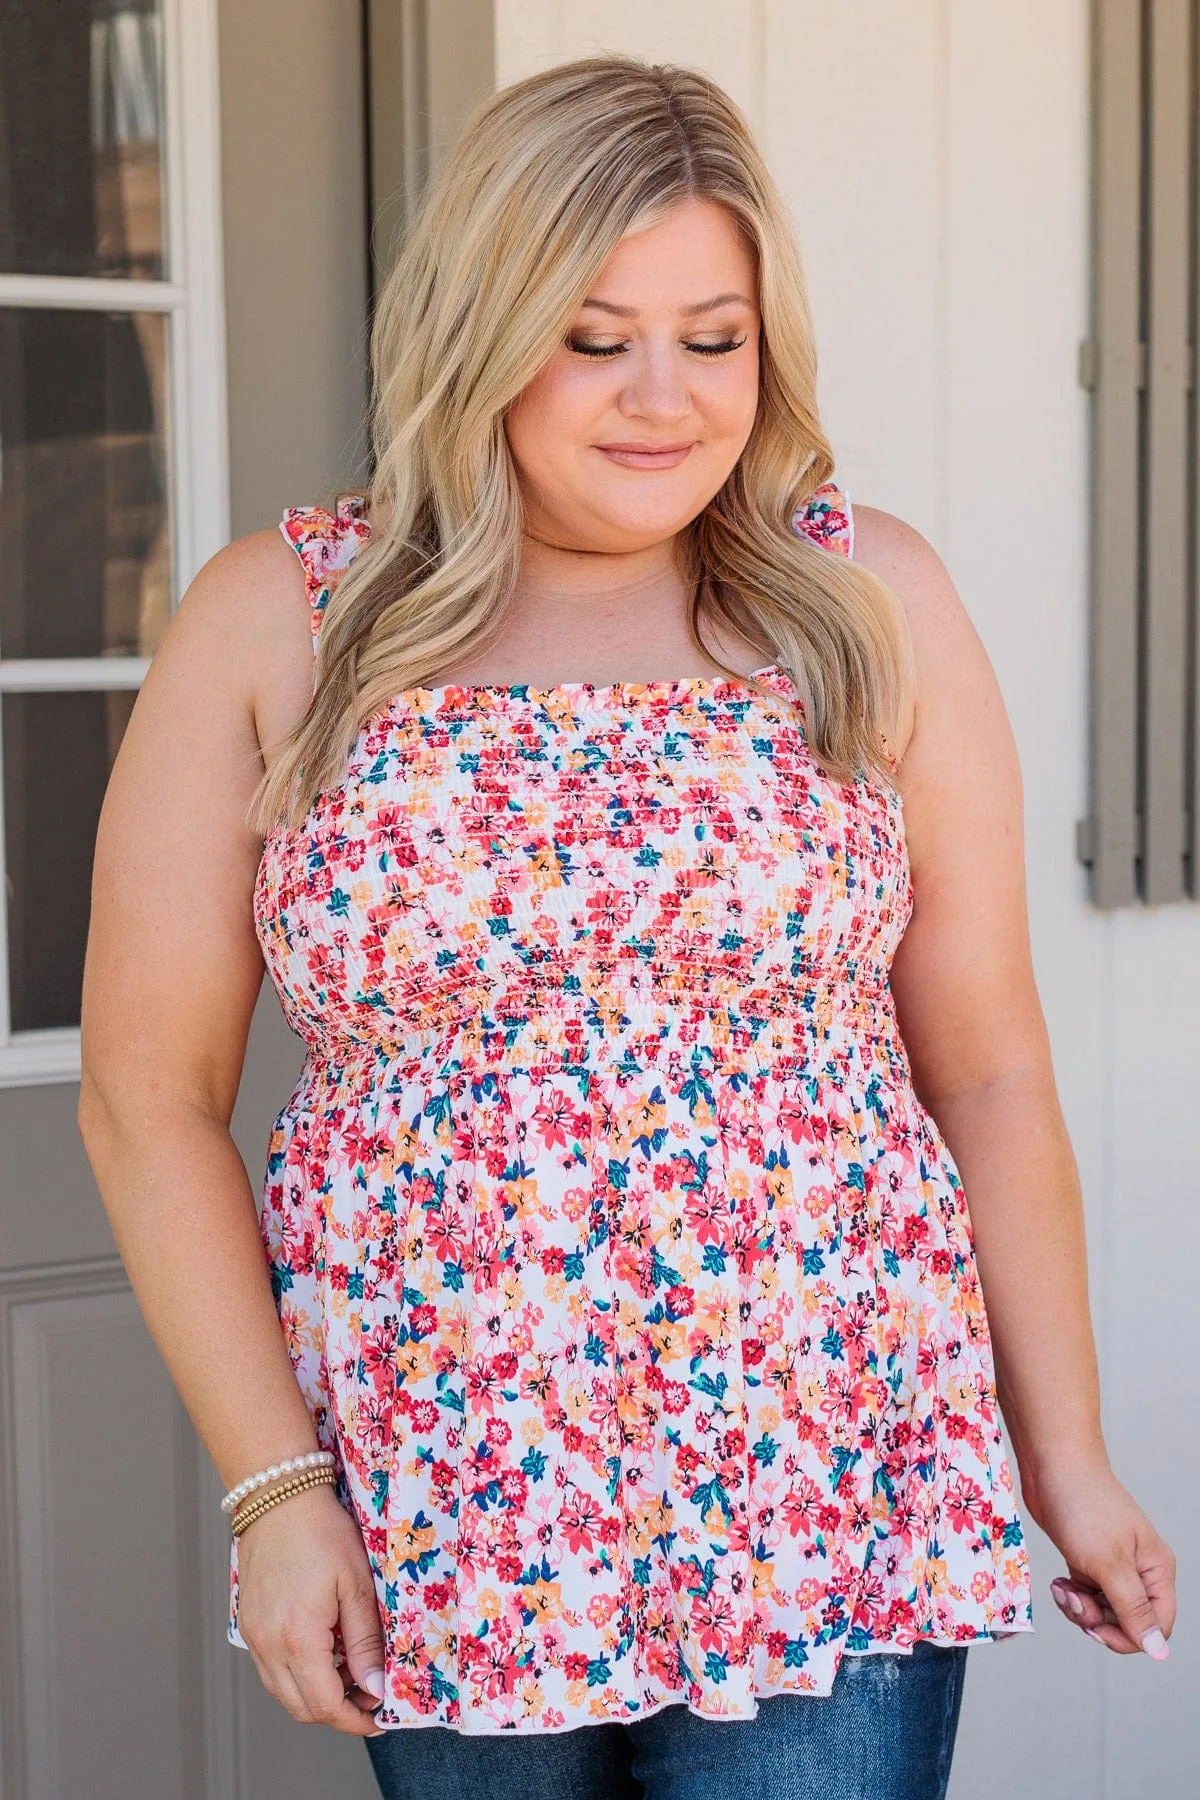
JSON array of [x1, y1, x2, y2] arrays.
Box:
[[583, 200, 758, 312]]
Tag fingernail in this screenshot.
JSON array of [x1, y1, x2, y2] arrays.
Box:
[[1141, 1628, 1170, 1662], [1086, 1628, 1106, 1644], [1051, 1584, 1069, 1610], [362, 1667, 386, 1699], [1066, 1591, 1085, 1618]]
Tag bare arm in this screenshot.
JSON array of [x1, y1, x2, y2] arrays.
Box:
[[78, 528, 320, 1486], [854, 505, 1176, 1662], [77, 529, 386, 1733]]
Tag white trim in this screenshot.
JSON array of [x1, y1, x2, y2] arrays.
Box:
[[0, 0, 230, 1090], [0, 274, 186, 312], [0, 1031, 82, 1090], [167, 0, 231, 593], [0, 660, 151, 691]]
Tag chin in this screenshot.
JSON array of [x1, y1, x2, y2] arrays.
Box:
[[582, 495, 710, 542]]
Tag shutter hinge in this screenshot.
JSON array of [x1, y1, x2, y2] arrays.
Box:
[[1076, 814, 1154, 868], [1078, 340, 1098, 390]]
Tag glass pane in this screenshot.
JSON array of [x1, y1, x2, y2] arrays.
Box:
[[3, 688, 135, 1032], [0, 308, 172, 659], [0, 0, 165, 279]]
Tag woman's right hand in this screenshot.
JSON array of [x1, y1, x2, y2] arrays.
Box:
[[235, 1484, 390, 1737]]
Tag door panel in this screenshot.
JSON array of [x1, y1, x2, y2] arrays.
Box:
[[1, 1271, 199, 1800]]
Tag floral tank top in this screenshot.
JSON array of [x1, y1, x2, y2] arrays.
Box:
[[226, 481, 1034, 1735]]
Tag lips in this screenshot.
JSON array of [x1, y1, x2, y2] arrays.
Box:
[[596, 442, 695, 470]]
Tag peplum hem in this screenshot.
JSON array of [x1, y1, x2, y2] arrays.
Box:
[[227, 1015, 1034, 1734]]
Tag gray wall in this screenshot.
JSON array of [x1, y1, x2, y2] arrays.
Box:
[[219, 0, 371, 535], [217, 2, 377, 1785]]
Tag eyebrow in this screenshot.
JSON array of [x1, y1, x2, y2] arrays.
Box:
[[577, 292, 755, 318]]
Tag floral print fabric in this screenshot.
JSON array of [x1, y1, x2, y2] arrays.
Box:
[[227, 482, 1033, 1734]]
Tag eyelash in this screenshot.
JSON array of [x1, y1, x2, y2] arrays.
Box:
[[566, 336, 748, 360]]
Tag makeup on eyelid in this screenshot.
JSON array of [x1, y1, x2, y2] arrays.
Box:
[[567, 335, 748, 360]]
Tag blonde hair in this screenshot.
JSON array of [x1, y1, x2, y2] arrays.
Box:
[[247, 53, 914, 837]]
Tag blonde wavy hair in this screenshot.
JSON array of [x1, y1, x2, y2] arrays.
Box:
[[247, 53, 914, 837]]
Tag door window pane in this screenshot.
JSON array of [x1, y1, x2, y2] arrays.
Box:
[[0, 308, 171, 659], [0, 0, 165, 279], [2, 688, 135, 1031]]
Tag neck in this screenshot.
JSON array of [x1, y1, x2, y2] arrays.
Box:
[[513, 528, 687, 608]]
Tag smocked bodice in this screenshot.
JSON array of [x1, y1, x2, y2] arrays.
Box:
[[254, 663, 912, 1084]]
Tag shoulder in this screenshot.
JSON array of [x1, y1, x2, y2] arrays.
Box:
[[171, 526, 309, 660], [849, 503, 961, 629], [166, 528, 304, 656], [156, 526, 315, 755], [849, 504, 1017, 800], [851, 504, 993, 700]]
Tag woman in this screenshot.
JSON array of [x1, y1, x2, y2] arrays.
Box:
[[79, 53, 1176, 1800]]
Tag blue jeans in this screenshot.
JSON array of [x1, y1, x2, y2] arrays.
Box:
[[364, 1641, 969, 1800]]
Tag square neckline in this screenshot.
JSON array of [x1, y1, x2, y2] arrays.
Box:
[[331, 495, 791, 710], [378, 660, 788, 713]]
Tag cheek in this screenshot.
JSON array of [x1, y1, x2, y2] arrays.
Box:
[[505, 355, 608, 469], [703, 357, 760, 441]]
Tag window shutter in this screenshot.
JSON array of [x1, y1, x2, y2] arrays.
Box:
[[1080, 0, 1197, 904]]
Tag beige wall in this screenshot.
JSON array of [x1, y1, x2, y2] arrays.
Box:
[[218, 0, 370, 537], [496, 6, 1196, 1797]]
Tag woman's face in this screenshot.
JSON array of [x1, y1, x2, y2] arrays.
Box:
[[504, 197, 762, 555]]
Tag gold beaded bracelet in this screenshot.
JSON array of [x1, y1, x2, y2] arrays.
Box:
[[231, 1466, 337, 1536], [231, 1465, 338, 1536]]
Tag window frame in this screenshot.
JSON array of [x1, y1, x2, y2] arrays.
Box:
[[0, 0, 229, 1087]]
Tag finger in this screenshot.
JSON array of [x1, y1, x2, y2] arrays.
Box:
[[284, 1620, 388, 1736], [1093, 1560, 1171, 1661], [1139, 1545, 1179, 1640], [287, 1650, 389, 1736], [251, 1649, 315, 1721], [1050, 1579, 1109, 1632], [337, 1574, 389, 1714], [1057, 1571, 1143, 1653], [1055, 1576, 1121, 1628], [1083, 1619, 1143, 1656]]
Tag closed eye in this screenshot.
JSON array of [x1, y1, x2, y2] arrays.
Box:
[[566, 336, 748, 360]]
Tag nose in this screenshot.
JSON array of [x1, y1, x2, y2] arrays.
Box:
[[616, 341, 692, 425]]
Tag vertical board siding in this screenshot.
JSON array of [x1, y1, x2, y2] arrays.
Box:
[[494, 0, 762, 119], [763, 0, 945, 541]]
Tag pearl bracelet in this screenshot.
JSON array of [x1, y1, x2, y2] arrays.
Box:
[[221, 1449, 336, 1515]]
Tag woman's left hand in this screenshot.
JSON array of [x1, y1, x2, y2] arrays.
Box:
[[1022, 1454, 1177, 1659]]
